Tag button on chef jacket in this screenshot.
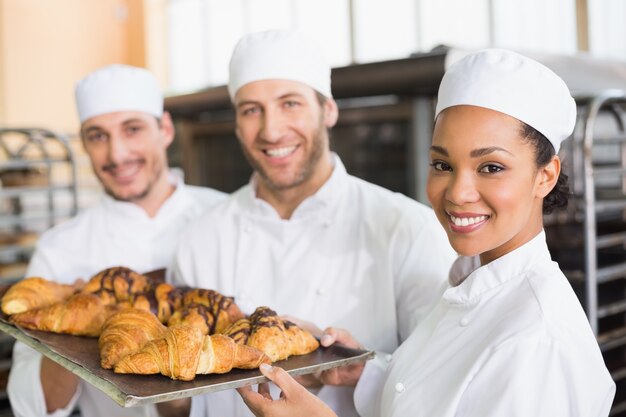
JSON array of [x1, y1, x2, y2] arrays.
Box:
[[7, 175, 226, 417], [173, 154, 456, 417], [354, 231, 616, 417]]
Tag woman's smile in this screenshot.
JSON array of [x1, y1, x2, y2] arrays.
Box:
[[447, 211, 490, 233]]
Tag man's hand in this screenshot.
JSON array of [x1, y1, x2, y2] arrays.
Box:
[[41, 357, 80, 413], [156, 398, 191, 416], [276, 320, 365, 387], [317, 327, 365, 387]]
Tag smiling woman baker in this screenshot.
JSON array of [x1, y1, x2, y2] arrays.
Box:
[[237, 49, 616, 417]]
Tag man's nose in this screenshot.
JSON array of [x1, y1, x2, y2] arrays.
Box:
[[259, 109, 286, 142], [107, 135, 130, 163]]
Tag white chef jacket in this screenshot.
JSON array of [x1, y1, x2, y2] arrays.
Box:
[[355, 231, 615, 417], [173, 155, 456, 417], [7, 175, 226, 417]]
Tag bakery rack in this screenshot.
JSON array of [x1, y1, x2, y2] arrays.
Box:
[[0, 127, 79, 415], [546, 90, 626, 416]]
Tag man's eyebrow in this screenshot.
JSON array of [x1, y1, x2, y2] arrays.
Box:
[[278, 92, 304, 100], [236, 100, 259, 109], [236, 92, 305, 109], [469, 146, 513, 157], [82, 126, 104, 134], [121, 118, 144, 123]]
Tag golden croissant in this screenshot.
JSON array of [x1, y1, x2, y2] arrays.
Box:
[[114, 325, 270, 381], [98, 308, 167, 369], [221, 316, 251, 345], [168, 301, 244, 335], [223, 306, 319, 362], [174, 288, 245, 334], [83, 266, 152, 304], [131, 283, 184, 323], [9, 293, 119, 337], [1, 277, 77, 315]]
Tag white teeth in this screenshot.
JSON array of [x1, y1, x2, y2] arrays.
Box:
[[112, 164, 140, 178], [449, 214, 488, 227], [266, 146, 296, 158]]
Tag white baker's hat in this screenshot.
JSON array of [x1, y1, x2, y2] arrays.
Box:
[[228, 29, 332, 101], [75, 64, 163, 123], [435, 49, 576, 152]]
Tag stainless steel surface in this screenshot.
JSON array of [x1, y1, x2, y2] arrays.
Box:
[[0, 128, 79, 233], [556, 91, 626, 416], [409, 96, 435, 204], [0, 128, 80, 415], [573, 90, 626, 335]]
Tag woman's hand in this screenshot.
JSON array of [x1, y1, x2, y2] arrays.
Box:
[[237, 364, 337, 417], [317, 327, 366, 386]]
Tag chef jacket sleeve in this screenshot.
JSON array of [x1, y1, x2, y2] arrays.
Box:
[[9, 243, 82, 417], [457, 334, 615, 417], [7, 341, 81, 417], [353, 355, 388, 417], [392, 211, 455, 341]]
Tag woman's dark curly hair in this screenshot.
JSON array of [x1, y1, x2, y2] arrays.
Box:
[[520, 122, 569, 214]]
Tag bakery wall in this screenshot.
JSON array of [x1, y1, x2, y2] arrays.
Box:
[[0, 0, 167, 135]]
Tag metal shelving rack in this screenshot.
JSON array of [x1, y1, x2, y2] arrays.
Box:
[[548, 90, 626, 416], [0, 127, 79, 415]]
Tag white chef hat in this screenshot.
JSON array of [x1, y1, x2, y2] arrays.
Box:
[[75, 64, 163, 123], [435, 49, 576, 153], [228, 29, 332, 101]]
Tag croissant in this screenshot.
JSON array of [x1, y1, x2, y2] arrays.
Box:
[[114, 325, 270, 381], [170, 288, 245, 334], [246, 308, 291, 362], [83, 266, 152, 304], [223, 307, 319, 362], [283, 319, 321, 358], [221, 315, 252, 345], [98, 308, 167, 369], [1, 277, 78, 315], [9, 293, 119, 337], [155, 283, 184, 322], [167, 302, 240, 335], [131, 283, 184, 324]]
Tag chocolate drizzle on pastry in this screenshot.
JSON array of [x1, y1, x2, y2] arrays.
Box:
[[83, 266, 152, 304], [223, 306, 319, 362], [167, 289, 244, 335]]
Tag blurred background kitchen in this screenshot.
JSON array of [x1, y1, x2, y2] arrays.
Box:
[[1, 0, 626, 415]]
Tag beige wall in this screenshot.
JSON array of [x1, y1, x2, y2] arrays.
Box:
[[143, 0, 169, 87], [0, 1, 5, 126], [0, 0, 165, 135]]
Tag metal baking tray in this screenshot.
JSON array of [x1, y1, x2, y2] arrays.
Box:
[[0, 319, 374, 407]]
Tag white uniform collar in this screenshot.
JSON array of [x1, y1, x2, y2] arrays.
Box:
[[444, 230, 552, 305], [245, 153, 348, 220], [101, 171, 186, 222]]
